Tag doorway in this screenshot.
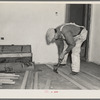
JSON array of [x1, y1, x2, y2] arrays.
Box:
[[65, 4, 91, 61]]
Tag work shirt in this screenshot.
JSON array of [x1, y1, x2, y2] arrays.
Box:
[[55, 23, 84, 54]]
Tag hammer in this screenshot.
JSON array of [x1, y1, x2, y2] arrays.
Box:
[[53, 59, 62, 73]]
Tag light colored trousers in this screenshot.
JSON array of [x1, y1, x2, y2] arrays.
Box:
[[61, 28, 88, 72]]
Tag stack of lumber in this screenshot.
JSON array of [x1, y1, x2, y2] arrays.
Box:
[[0, 73, 19, 88]]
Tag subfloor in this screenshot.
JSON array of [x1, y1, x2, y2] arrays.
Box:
[[0, 61, 100, 89]]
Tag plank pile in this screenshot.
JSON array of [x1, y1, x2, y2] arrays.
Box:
[[0, 73, 20, 88]]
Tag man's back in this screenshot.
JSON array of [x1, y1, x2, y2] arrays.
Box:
[[56, 23, 83, 37]]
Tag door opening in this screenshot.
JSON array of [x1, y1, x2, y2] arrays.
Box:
[[65, 4, 91, 61]]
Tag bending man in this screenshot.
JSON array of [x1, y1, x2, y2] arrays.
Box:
[[46, 23, 87, 75]]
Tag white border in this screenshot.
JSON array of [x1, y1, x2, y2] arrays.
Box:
[[0, 1, 100, 99], [0, 90, 100, 98], [0, 1, 99, 4]]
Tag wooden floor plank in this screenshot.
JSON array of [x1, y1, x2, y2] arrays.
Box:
[[44, 79, 51, 89], [33, 72, 38, 89], [30, 71, 34, 89], [46, 64, 87, 90], [26, 71, 32, 89], [81, 71, 100, 81], [59, 66, 100, 89], [20, 70, 29, 89], [79, 72, 100, 88]]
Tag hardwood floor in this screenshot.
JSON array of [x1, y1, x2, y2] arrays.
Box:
[[0, 61, 100, 89]]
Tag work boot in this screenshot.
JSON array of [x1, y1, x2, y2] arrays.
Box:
[[70, 71, 78, 75]]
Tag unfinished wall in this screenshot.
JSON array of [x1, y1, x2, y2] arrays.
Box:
[[0, 3, 65, 63], [88, 4, 100, 65]]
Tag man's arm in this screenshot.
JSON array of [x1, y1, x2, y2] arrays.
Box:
[[55, 39, 64, 56], [55, 39, 64, 64]]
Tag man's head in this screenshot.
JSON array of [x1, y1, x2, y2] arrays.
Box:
[[46, 28, 58, 45]]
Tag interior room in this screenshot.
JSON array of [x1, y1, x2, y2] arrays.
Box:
[[0, 2, 100, 89]]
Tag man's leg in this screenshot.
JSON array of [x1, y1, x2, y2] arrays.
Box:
[[71, 40, 82, 73], [71, 29, 87, 75]]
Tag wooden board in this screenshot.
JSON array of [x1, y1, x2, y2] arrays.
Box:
[[46, 64, 87, 90], [44, 79, 51, 89], [26, 71, 34, 89], [58, 67, 100, 89], [20, 70, 29, 89], [33, 72, 38, 89]]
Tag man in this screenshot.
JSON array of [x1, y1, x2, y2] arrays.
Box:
[[46, 23, 87, 75]]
